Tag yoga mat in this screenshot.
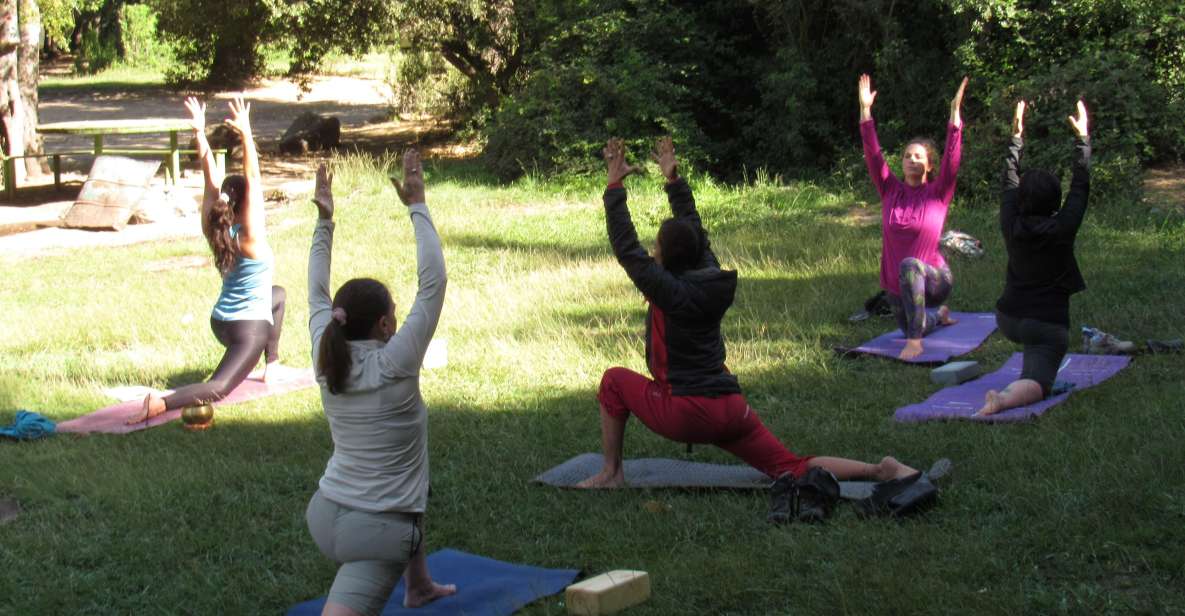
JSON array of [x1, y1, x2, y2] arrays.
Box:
[[533, 453, 952, 500], [894, 353, 1131, 423], [57, 367, 317, 434], [839, 311, 997, 364], [286, 549, 579, 616]]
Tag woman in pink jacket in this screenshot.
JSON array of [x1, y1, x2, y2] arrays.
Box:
[[858, 74, 967, 360]]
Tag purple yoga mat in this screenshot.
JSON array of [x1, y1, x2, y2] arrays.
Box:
[[847, 312, 997, 364], [894, 353, 1131, 423], [57, 367, 317, 434]]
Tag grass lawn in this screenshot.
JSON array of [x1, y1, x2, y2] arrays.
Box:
[[2, 153, 1184, 614]]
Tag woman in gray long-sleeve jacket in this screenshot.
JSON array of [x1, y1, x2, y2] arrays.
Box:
[[304, 155, 454, 616]]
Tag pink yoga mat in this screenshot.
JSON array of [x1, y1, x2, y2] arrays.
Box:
[[894, 353, 1131, 424], [57, 367, 318, 434], [843, 311, 997, 364]]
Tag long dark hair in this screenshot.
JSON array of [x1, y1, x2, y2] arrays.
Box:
[[207, 174, 247, 276], [318, 278, 394, 395]]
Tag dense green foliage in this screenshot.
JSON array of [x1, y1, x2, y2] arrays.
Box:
[[478, 0, 1185, 196]]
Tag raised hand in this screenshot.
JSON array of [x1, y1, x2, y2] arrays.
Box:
[[390, 148, 426, 205], [224, 95, 252, 136], [858, 74, 876, 121], [1012, 100, 1025, 139], [313, 163, 334, 219], [950, 76, 969, 127], [651, 136, 678, 182], [184, 96, 206, 133], [1068, 100, 1088, 138], [603, 138, 641, 185]]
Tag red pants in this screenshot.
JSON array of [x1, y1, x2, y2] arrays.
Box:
[[597, 367, 812, 479]]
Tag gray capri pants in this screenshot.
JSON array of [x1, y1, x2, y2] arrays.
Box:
[[305, 490, 422, 616], [995, 311, 1069, 395]]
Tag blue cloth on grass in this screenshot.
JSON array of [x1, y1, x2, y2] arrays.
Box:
[[0, 411, 55, 441], [287, 549, 579, 616]]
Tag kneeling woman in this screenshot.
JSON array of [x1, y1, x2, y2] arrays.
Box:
[[129, 96, 286, 423], [979, 101, 1091, 416], [305, 157, 454, 615], [579, 138, 921, 523], [858, 74, 967, 359]]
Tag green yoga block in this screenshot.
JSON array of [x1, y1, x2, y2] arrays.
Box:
[[931, 361, 980, 386]]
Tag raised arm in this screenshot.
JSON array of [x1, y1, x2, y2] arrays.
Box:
[[653, 137, 719, 269], [1055, 101, 1091, 240], [186, 97, 223, 238], [223, 96, 268, 251], [858, 74, 894, 197], [603, 139, 686, 310], [1000, 101, 1025, 234], [308, 164, 336, 364], [379, 150, 448, 378], [935, 77, 967, 201]]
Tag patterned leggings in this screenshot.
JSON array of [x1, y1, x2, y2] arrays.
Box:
[[890, 258, 953, 340]]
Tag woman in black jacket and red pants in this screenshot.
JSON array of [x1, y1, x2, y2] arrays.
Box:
[[577, 137, 921, 523], [978, 100, 1091, 416]]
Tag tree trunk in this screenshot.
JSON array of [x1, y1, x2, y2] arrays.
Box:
[[17, 0, 43, 177], [0, 0, 24, 184]]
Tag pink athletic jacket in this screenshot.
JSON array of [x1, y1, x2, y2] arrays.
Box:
[[860, 119, 963, 295]]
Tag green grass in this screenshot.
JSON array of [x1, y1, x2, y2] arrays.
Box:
[[40, 64, 167, 92], [2, 154, 1184, 614]]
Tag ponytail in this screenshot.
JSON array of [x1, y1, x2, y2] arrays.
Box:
[[317, 278, 393, 395]]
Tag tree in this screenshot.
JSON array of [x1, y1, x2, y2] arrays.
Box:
[[0, 0, 44, 183]]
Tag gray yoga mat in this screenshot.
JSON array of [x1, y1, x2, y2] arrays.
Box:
[[533, 453, 952, 500]]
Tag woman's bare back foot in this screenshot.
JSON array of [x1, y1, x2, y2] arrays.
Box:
[[937, 305, 958, 326], [877, 456, 918, 481], [404, 581, 457, 608], [126, 392, 167, 424], [898, 338, 924, 360], [976, 390, 1003, 416], [575, 468, 625, 489]]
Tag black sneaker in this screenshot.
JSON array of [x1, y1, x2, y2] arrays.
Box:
[[855, 472, 937, 518], [795, 467, 840, 523], [766, 473, 799, 525], [767, 468, 840, 524]]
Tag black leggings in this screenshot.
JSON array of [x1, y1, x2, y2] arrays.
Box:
[[996, 310, 1068, 396], [163, 286, 286, 410]]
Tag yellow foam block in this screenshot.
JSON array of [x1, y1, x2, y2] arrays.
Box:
[[566, 570, 651, 615]]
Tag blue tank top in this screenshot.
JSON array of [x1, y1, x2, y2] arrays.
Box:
[[211, 224, 274, 323]]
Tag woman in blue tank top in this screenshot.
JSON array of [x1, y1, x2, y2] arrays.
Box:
[[128, 96, 287, 423]]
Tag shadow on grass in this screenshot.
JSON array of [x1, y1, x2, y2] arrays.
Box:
[[446, 232, 606, 262]]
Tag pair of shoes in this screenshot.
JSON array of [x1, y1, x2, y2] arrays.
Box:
[[1081, 326, 1136, 355], [1147, 338, 1184, 354], [767, 468, 840, 524], [855, 472, 938, 518], [940, 230, 985, 258]]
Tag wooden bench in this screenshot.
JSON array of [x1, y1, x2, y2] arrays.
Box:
[[2, 148, 228, 201]]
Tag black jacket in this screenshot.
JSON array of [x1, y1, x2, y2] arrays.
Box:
[[604, 178, 741, 397], [996, 135, 1091, 326]]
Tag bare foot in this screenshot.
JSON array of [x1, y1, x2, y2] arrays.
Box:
[[976, 390, 1003, 416], [876, 456, 918, 481], [404, 581, 457, 608], [898, 339, 924, 361], [126, 392, 167, 424], [937, 305, 958, 326], [575, 468, 625, 489], [249, 362, 287, 384]]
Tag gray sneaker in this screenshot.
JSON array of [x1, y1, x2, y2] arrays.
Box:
[[1082, 327, 1136, 354]]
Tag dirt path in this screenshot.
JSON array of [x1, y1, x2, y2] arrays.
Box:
[[1, 74, 457, 259]]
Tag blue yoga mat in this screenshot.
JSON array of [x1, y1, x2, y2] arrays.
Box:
[[287, 549, 579, 616], [843, 311, 997, 364]]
